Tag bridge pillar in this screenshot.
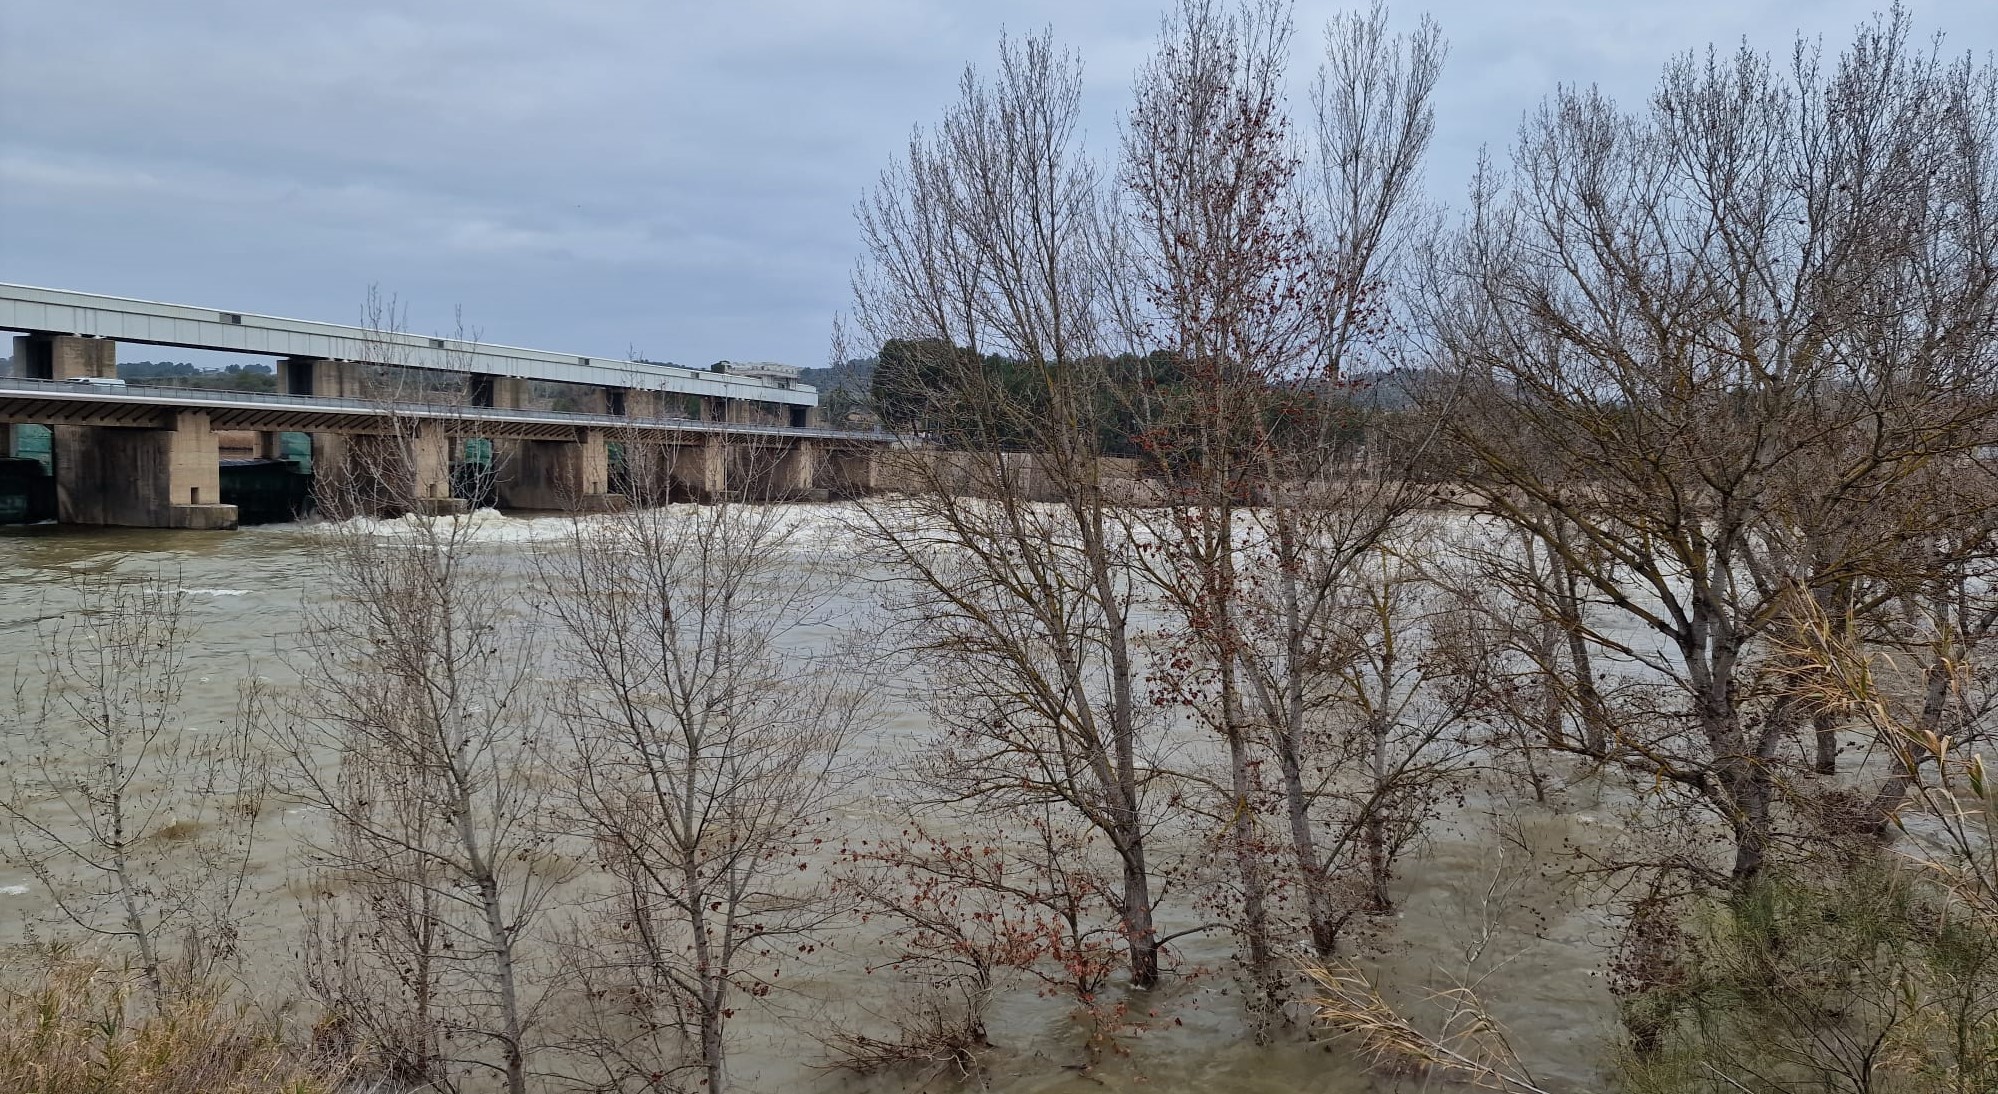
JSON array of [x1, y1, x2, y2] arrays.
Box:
[[620, 388, 669, 420], [281, 357, 376, 398], [282, 357, 327, 396], [284, 355, 382, 490], [405, 423, 464, 514], [672, 435, 727, 501], [612, 440, 680, 504], [54, 412, 237, 529], [495, 429, 624, 512], [12, 335, 116, 381], [824, 446, 879, 498], [767, 439, 815, 500], [470, 373, 527, 409], [314, 423, 468, 517]]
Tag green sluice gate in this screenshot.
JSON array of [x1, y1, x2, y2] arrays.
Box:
[[221, 459, 314, 524], [454, 437, 497, 509], [0, 457, 56, 524]]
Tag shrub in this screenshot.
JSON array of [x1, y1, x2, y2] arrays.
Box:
[[0, 954, 346, 1094]]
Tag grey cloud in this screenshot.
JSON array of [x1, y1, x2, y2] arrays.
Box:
[[3, 0, 1993, 368]]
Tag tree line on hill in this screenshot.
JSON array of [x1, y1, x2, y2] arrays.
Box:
[[117, 360, 279, 391]]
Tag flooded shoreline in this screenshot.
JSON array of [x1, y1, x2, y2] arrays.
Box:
[[0, 509, 1624, 1093]]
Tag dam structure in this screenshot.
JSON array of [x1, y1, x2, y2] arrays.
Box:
[[0, 284, 885, 529]]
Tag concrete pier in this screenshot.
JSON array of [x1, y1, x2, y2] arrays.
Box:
[[496, 429, 624, 511], [824, 446, 880, 497], [54, 411, 238, 528], [768, 439, 816, 499], [13, 334, 116, 381], [673, 435, 729, 500], [314, 422, 469, 517]]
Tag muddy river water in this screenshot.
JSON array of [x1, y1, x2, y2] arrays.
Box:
[[0, 509, 1624, 1093]]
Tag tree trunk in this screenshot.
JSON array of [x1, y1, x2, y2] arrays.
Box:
[[475, 873, 526, 1094], [688, 886, 727, 1091], [1723, 757, 1773, 888], [1364, 712, 1394, 913], [1225, 722, 1279, 1014], [1091, 519, 1158, 991], [1119, 842, 1161, 988], [1812, 710, 1840, 777]]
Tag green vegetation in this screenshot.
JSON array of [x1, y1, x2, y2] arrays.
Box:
[[868, 336, 1377, 460], [1615, 865, 1998, 1093], [798, 357, 876, 426], [116, 361, 278, 393]]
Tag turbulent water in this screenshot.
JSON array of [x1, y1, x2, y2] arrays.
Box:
[[0, 509, 1624, 1093]]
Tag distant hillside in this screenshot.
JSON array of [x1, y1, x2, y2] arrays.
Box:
[[118, 360, 278, 392], [1340, 367, 1432, 410], [798, 357, 874, 397], [799, 357, 878, 429]]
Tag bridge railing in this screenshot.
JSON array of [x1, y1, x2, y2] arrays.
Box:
[[0, 376, 888, 444]]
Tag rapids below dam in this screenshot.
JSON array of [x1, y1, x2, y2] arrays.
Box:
[[0, 508, 1626, 1093]]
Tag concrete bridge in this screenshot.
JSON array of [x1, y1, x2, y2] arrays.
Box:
[[0, 285, 887, 529]]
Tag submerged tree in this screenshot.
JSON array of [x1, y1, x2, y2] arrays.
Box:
[[1422, 5, 1998, 889], [0, 575, 266, 1004], [537, 487, 874, 1094], [1115, 0, 1318, 1015], [851, 27, 1176, 993], [275, 459, 557, 1094], [1114, 1, 1450, 1003]]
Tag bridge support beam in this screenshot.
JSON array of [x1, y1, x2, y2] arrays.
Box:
[[823, 447, 879, 498], [54, 412, 238, 529], [496, 429, 623, 512], [765, 439, 815, 500], [672, 435, 727, 501], [314, 423, 468, 517], [12, 334, 116, 381], [282, 356, 387, 399]]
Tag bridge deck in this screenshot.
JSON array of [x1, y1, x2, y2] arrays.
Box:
[[0, 283, 814, 406], [0, 377, 886, 445]]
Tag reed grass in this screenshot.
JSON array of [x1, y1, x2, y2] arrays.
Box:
[[0, 954, 345, 1094]]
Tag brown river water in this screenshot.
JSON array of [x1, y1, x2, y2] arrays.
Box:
[[0, 510, 1623, 1093]]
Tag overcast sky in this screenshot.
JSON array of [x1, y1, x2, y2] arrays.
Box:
[[3, 1, 1993, 370]]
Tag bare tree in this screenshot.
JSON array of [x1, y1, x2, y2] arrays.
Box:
[[835, 805, 1136, 1071], [274, 470, 558, 1094], [0, 575, 265, 1004], [1298, 545, 1480, 919], [1115, 1, 1450, 989], [850, 29, 1176, 991], [854, 6, 1454, 1014], [1421, 6, 1998, 888], [1113, 0, 1317, 1015], [536, 490, 874, 1094]]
